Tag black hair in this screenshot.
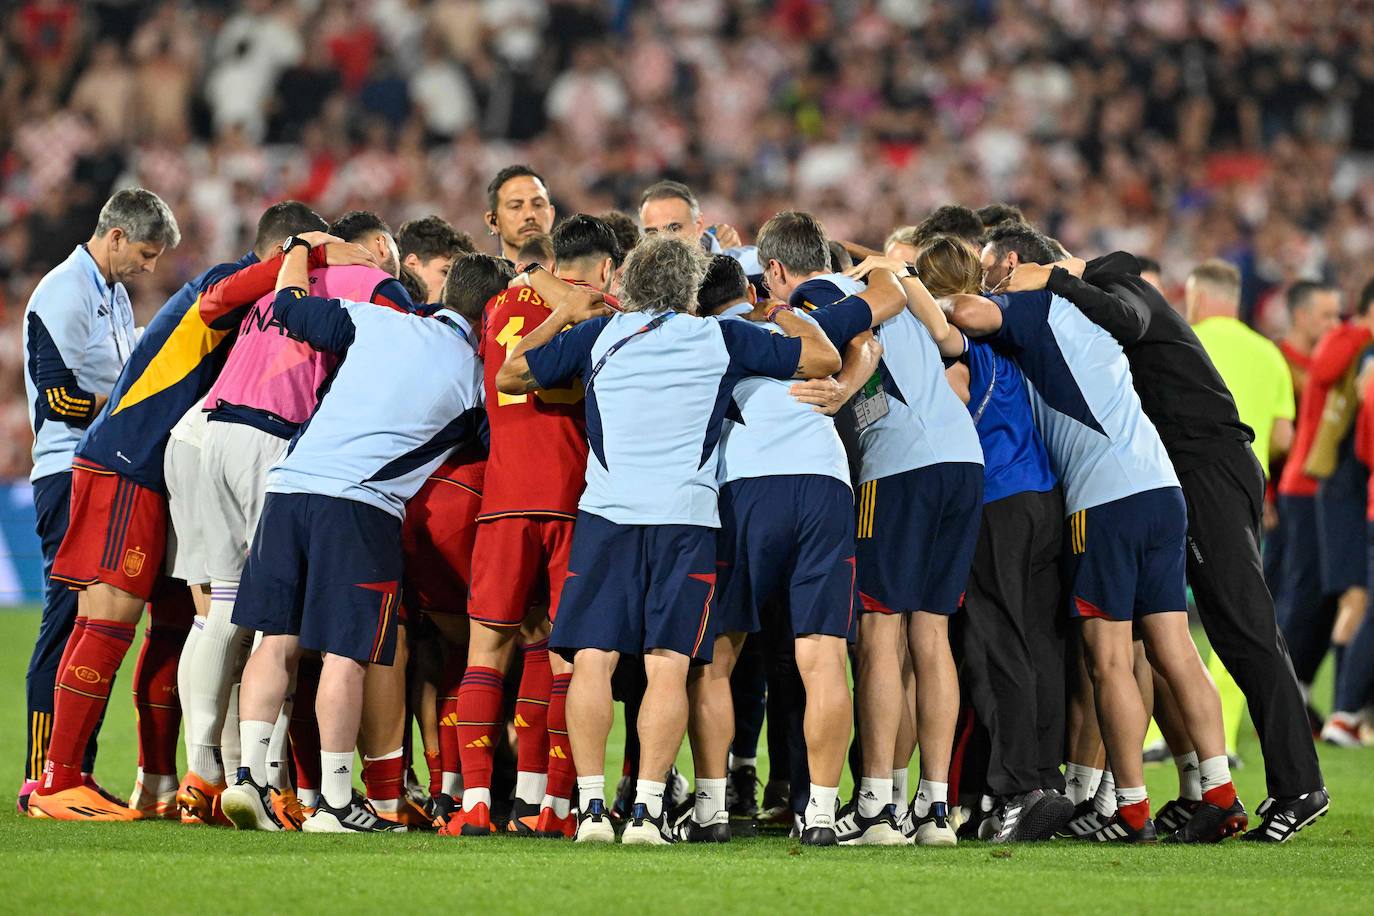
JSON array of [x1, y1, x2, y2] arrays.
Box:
[[975, 203, 1027, 232], [328, 210, 392, 245], [397, 264, 429, 304], [486, 164, 547, 213], [827, 239, 853, 272], [442, 253, 517, 322], [913, 205, 984, 247], [598, 210, 641, 258], [985, 222, 1058, 266], [253, 200, 327, 255], [698, 254, 749, 314], [396, 215, 474, 262], [552, 214, 623, 268], [1136, 256, 1162, 276], [639, 179, 699, 214], [1287, 279, 1336, 314]]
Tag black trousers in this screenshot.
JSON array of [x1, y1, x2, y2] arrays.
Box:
[[1180, 445, 1324, 798], [960, 487, 1067, 796]]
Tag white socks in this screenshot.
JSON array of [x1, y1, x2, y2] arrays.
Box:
[[1064, 762, 1102, 806], [576, 775, 605, 808], [1115, 784, 1147, 809], [1199, 755, 1231, 794], [729, 754, 757, 770], [635, 779, 666, 818], [912, 778, 947, 818], [515, 770, 548, 807], [806, 784, 838, 828], [239, 719, 274, 785], [185, 583, 250, 782], [266, 696, 293, 790], [693, 777, 727, 824], [542, 794, 571, 818], [442, 772, 462, 797], [892, 768, 909, 808], [462, 786, 492, 812], [136, 768, 178, 796], [320, 750, 353, 809], [1175, 751, 1202, 801], [1092, 769, 1117, 818], [857, 777, 892, 818]]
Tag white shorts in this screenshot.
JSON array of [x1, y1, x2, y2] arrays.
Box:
[[201, 419, 289, 583], [164, 435, 209, 586]]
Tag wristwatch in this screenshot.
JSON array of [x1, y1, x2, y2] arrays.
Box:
[[519, 262, 546, 276], [282, 235, 311, 255]]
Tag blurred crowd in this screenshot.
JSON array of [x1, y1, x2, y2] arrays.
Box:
[[2, 0, 1374, 476]]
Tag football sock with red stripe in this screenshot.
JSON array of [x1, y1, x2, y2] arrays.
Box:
[[288, 656, 322, 797], [134, 592, 193, 777], [456, 665, 505, 809], [362, 747, 404, 813], [514, 640, 552, 783], [438, 649, 464, 796], [52, 616, 88, 707], [1199, 755, 1236, 808], [42, 620, 136, 793], [544, 673, 574, 808], [1115, 785, 1150, 830]]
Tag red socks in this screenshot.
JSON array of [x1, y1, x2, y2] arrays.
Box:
[[289, 656, 322, 793], [425, 750, 442, 796], [438, 650, 464, 787], [1118, 798, 1152, 831], [514, 641, 552, 775], [546, 673, 574, 802], [134, 589, 193, 776], [1203, 781, 1237, 810], [43, 619, 136, 793], [362, 753, 404, 803], [455, 666, 505, 792], [51, 616, 88, 709]]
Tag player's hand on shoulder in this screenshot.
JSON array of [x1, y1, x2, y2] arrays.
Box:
[[746, 300, 785, 323], [296, 231, 343, 249], [789, 377, 846, 415], [322, 242, 379, 268], [846, 255, 906, 281], [558, 287, 612, 325]]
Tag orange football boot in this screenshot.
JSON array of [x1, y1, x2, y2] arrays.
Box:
[[507, 799, 540, 835], [534, 806, 576, 839], [271, 787, 308, 831], [131, 779, 180, 820], [380, 797, 434, 831], [436, 801, 496, 836], [27, 785, 141, 821], [177, 773, 231, 826]]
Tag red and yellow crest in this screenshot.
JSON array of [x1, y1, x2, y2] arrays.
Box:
[[122, 546, 146, 579]]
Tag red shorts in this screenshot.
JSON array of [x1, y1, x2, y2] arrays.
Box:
[[52, 458, 167, 601], [468, 516, 575, 628], [401, 474, 483, 616]]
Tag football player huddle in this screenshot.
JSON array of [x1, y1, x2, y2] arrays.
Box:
[[16, 168, 1329, 847]]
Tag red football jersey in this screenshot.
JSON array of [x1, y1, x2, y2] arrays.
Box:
[[476, 283, 615, 519]]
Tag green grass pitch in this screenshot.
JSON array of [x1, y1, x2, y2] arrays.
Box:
[[1, 608, 1373, 914]]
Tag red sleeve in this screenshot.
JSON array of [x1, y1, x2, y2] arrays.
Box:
[[198, 249, 328, 325], [1309, 325, 1373, 386]]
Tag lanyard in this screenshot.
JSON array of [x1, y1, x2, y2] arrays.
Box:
[[971, 367, 996, 425], [584, 312, 673, 391]]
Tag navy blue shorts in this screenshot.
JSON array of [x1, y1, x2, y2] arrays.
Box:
[[234, 493, 402, 664], [717, 475, 857, 640], [1316, 450, 1368, 594], [550, 512, 717, 663], [1065, 486, 1187, 622], [855, 462, 983, 616]]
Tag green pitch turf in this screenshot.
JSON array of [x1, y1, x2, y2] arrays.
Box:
[[1, 609, 1372, 914]]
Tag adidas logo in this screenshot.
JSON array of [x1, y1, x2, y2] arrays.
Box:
[[333, 766, 350, 775], [465, 735, 494, 749], [513, 714, 530, 729], [440, 713, 459, 727], [860, 791, 877, 800], [548, 747, 568, 759], [258, 738, 271, 746]]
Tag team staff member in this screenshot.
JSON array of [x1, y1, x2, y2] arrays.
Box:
[[497, 235, 841, 845], [485, 165, 556, 263], [1187, 260, 1295, 760], [19, 189, 176, 811], [222, 236, 488, 835], [1005, 243, 1325, 843]]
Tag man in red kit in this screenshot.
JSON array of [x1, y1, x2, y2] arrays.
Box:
[[1267, 283, 1342, 600], [439, 215, 621, 839]]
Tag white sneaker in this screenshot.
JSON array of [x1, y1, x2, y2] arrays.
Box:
[[621, 804, 671, 845], [303, 796, 404, 833], [1321, 713, 1364, 748], [221, 776, 284, 831], [912, 802, 957, 847], [574, 799, 615, 843], [839, 804, 908, 846]]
